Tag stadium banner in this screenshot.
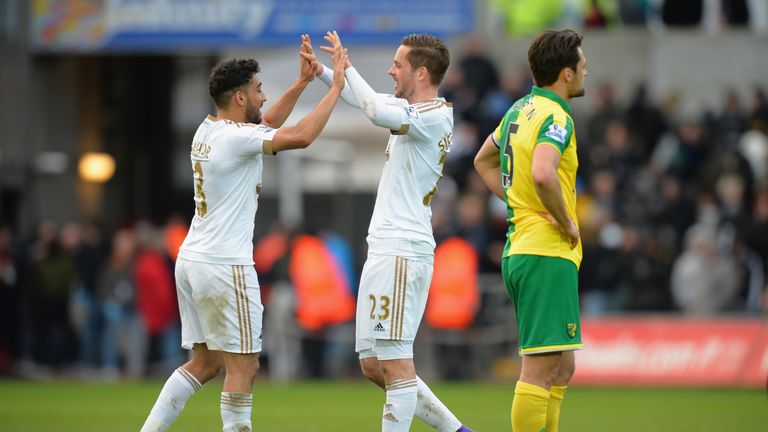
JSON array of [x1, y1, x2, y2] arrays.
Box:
[[31, 0, 474, 52], [573, 317, 768, 388]]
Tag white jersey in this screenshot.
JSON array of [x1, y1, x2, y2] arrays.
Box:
[[366, 97, 453, 259], [318, 66, 453, 259], [178, 115, 276, 265]]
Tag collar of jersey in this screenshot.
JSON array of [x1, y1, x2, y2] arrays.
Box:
[[531, 86, 572, 115]]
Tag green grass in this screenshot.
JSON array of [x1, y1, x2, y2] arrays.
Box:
[[0, 379, 764, 431]]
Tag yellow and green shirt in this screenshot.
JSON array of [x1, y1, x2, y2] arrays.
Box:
[[492, 86, 582, 268]]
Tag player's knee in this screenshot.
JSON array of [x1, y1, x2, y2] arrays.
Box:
[[200, 361, 225, 382], [360, 362, 384, 387], [559, 361, 575, 382], [227, 360, 261, 385], [230, 357, 260, 381], [380, 359, 415, 383]]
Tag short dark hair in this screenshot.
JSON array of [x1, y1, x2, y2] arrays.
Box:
[[208, 58, 261, 108], [528, 30, 583, 87], [401, 34, 450, 86]]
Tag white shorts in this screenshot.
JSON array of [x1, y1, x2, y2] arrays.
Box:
[[175, 257, 263, 354], [355, 254, 432, 357], [358, 340, 415, 360]]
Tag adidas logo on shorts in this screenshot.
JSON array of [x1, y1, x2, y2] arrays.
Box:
[[374, 323, 386, 332]]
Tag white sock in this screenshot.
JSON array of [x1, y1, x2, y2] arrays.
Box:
[[140, 367, 202, 432], [415, 376, 462, 432], [382, 378, 418, 432], [221, 392, 253, 432]]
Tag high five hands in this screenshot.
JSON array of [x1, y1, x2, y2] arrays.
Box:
[[299, 31, 348, 90]]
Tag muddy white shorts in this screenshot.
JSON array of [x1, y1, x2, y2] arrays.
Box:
[[175, 257, 263, 354], [355, 254, 432, 358]]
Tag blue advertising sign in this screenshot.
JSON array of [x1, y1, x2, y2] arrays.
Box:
[[31, 0, 474, 52]]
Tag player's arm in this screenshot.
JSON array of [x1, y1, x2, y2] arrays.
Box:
[[301, 34, 359, 108], [321, 32, 405, 131], [532, 144, 579, 249], [315, 63, 360, 108], [474, 134, 504, 201], [262, 34, 317, 128], [269, 31, 347, 152]]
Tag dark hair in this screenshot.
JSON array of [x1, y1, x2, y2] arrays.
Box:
[[208, 58, 261, 108], [528, 30, 583, 87], [401, 34, 450, 86]]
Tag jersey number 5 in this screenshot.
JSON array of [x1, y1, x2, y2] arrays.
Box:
[[502, 123, 518, 188], [193, 161, 208, 217]]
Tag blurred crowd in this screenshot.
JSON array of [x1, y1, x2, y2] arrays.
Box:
[[2, 15, 768, 379], [0, 220, 187, 379], [491, 0, 766, 34], [434, 37, 768, 318], [7, 57, 765, 380]]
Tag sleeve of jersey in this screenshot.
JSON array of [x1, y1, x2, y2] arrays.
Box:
[[317, 64, 360, 108], [491, 119, 505, 149], [536, 113, 574, 154], [344, 67, 409, 133], [232, 124, 279, 157]]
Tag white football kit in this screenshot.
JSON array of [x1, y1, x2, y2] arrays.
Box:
[[320, 66, 453, 358], [176, 115, 276, 353]]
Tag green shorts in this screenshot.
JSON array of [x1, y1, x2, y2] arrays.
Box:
[[502, 254, 582, 355]]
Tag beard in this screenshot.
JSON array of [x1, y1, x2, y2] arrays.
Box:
[[395, 86, 413, 100], [571, 85, 586, 98], [393, 77, 413, 99], [245, 100, 262, 124]]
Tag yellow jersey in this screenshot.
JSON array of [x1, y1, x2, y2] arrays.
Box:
[[492, 86, 582, 268]]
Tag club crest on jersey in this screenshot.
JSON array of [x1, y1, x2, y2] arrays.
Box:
[[404, 106, 419, 119], [546, 123, 567, 144], [566, 323, 578, 338]]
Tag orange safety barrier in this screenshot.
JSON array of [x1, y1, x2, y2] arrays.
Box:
[[253, 231, 289, 275], [426, 237, 479, 329], [164, 222, 188, 262], [290, 235, 355, 331]]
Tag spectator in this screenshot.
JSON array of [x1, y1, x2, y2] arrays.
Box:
[[72, 222, 107, 373], [0, 225, 19, 374], [671, 224, 742, 314], [662, 0, 704, 26], [748, 86, 768, 131], [135, 222, 181, 377], [98, 228, 145, 379], [625, 84, 667, 157], [29, 221, 76, 372], [458, 37, 499, 101]]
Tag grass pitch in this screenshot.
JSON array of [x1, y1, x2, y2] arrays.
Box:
[[0, 379, 764, 431]]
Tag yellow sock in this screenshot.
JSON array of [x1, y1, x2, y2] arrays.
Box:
[[545, 385, 567, 432], [511, 381, 549, 432]]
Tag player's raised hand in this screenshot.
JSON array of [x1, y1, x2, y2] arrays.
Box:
[[298, 34, 318, 83], [300, 34, 324, 77], [325, 31, 348, 90], [320, 30, 352, 70]]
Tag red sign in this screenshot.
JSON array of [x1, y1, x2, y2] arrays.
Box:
[[572, 318, 768, 388]]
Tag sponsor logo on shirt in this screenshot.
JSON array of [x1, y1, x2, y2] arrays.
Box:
[[546, 123, 567, 144], [405, 106, 419, 119], [374, 322, 386, 332], [256, 125, 275, 133]]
